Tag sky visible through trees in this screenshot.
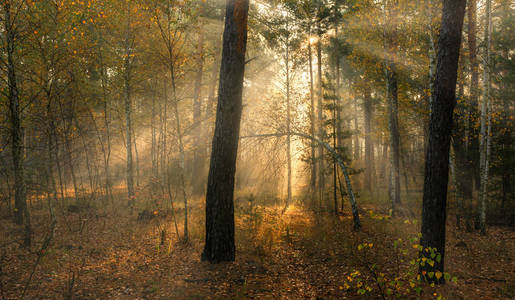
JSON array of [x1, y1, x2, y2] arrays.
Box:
[[0, 0, 513, 298]]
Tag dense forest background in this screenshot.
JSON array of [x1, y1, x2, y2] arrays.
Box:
[[0, 0, 513, 298]]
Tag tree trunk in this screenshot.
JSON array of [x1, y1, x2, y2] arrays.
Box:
[[479, 0, 492, 236], [285, 15, 292, 210], [353, 98, 360, 161], [201, 0, 249, 263], [125, 0, 135, 207], [316, 15, 324, 209], [385, 0, 401, 211], [464, 0, 479, 229], [133, 128, 140, 188], [420, 0, 466, 284], [425, 0, 437, 164], [192, 18, 205, 196], [100, 52, 112, 204], [4, 1, 30, 247], [363, 91, 374, 192], [307, 23, 317, 206]]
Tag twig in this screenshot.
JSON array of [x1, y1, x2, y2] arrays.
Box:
[[20, 214, 56, 299]]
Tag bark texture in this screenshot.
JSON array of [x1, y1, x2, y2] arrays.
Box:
[[202, 0, 249, 263], [420, 0, 466, 284]]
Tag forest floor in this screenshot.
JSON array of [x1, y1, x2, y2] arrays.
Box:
[[1, 193, 514, 299]]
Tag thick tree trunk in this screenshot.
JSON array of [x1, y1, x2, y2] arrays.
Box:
[[420, 0, 466, 284], [425, 0, 437, 165], [202, 0, 249, 263]]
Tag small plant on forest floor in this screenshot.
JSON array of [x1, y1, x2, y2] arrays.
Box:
[[341, 228, 458, 299]]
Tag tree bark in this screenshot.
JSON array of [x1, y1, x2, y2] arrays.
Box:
[[316, 13, 324, 209], [202, 0, 249, 263], [4, 1, 31, 247], [192, 16, 205, 196], [479, 0, 492, 236], [420, 0, 466, 284], [125, 0, 135, 206], [285, 16, 292, 210], [385, 0, 401, 211], [464, 0, 479, 229], [307, 23, 317, 206], [363, 91, 375, 192]]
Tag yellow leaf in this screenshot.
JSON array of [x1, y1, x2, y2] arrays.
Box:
[[435, 271, 442, 280]]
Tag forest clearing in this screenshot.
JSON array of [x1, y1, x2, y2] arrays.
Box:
[[0, 0, 513, 299]]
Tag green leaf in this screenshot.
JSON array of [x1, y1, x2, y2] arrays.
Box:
[[386, 289, 393, 295], [357, 289, 366, 295], [436, 254, 441, 263], [415, 287, 422, 295]]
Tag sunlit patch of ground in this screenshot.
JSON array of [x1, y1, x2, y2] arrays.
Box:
[[0, 195, 513, 299]]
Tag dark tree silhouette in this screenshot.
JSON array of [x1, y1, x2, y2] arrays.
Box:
[[202, 0, 249, 263], [420, 0, 466, 284]]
